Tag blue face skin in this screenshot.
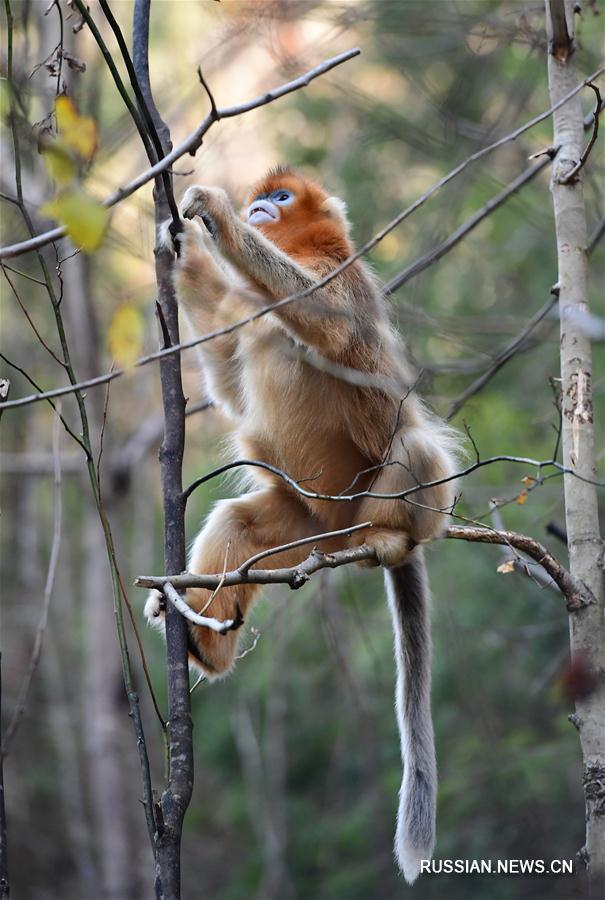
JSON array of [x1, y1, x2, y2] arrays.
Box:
[[247, 189, 294, 226]]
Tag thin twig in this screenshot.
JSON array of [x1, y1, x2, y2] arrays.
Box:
[[1, 264, 66, 366], [0, 352, 89, 455], [237, 521, 372, 575], [557, 82, 601, 184], [3, 68, 604, 410], [132, 1, 188, 891], [96, 0, 181, 231], [0, 48, 361, 259], [137, 524, 593, 612], [384, 157, 552, 295], [446, 294, 558, 420], [488, 502, 560, 592], [3, 0, 158, 856], [181, 453, 604, 509], [587, 215, 605, 254], [138, 544, 379, 592]]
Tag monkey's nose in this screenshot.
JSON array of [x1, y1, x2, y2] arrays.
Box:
[[248, 199, 278, 225]]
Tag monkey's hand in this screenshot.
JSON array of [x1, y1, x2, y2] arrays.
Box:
[[157, 216, 240, 324], [158, 216, 216, 257], [180, 185, 235, 243]]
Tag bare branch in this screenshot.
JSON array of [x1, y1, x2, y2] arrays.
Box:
[[182, 453, 604, 511], [588, 214, 605, 254], [95, 0, 181, 231], [0, 48, 361, 260], [136, 524, 593, 613], [162, 583, 236, 633], [384, 157, 552, 295], [558, 82, 601, 184], [137, 544, 379, 592], [488, 502, 560, 593], [446, 525, 593, 610], [237, 521, 372, 575], [445, 294, 558, 420], [3, 68, 604, 412]]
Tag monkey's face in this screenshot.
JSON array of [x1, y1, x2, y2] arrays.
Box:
[[247, 188, 295, 227], [243, 167, 352, 261], [243, 168, 334, 237]]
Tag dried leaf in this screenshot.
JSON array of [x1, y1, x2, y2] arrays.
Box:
[[41, 189, 109, 251], [497, 560, 515, 574], [62, 52, 87, 73], [55, 94, 98, 161], [521, 475, 535, 486], [107, 304, 145, 369], [516, 491, 528, 505]]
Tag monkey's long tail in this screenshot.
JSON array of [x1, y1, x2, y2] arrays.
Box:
[[384, 548, 436, 885]]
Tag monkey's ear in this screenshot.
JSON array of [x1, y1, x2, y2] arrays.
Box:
[[321, 196, 351, 235]]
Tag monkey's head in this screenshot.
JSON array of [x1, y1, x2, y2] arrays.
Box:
[[243, 166, 352, 262]]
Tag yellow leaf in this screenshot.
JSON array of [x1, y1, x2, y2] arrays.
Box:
[[55, 94, 98, 161], [107, 304, 145, 369], [41, 189, 109, 252], [517, 491, 528, 505], [497, 560, 515, 574], [0, 78, 9, 119], [41, 143, 77, 185]]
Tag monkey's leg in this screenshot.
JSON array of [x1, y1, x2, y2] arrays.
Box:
[[351, 426, 456, 567], [146, 488, 321, 677]]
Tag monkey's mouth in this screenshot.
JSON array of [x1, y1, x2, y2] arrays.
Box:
[[248, 200, 278, 226]]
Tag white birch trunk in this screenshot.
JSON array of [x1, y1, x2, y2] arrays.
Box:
[[545, 1, 605, 892]]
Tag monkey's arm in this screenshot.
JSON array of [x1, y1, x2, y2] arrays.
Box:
[[180, 186, 361, 358], [163, 219, 245, 417]]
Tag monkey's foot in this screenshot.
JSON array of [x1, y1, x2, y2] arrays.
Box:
[[144, 588, 164, 621], [144, 586, 245, 678], [352, 528, 416, 568]]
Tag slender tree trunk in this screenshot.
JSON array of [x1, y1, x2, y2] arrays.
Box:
[[545, 2, 605, 893], [132, 3, 190, 898]]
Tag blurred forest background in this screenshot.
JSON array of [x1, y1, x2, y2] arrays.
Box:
[[0, 1, 603, 899]]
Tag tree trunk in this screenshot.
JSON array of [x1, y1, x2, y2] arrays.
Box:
[[132, 3, 191, 897], [545, 2, 605, 894]]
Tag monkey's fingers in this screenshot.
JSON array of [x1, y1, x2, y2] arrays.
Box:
[[180, 185, 212, 221]]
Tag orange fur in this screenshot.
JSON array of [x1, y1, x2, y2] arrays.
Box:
[[147, 170, 458, 676]]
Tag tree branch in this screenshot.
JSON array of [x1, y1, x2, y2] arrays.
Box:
[[3, 67, 604, 412], [136, 524, 593, 612], [0, 48, 361, 260], [445, 293, 558, 420]]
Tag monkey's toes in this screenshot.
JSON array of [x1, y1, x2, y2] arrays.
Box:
[[144, 589, 164, 621]]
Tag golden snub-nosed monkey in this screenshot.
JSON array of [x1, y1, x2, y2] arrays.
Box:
[[145, 167, 459, 883]]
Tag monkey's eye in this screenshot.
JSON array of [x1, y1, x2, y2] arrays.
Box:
[[272, 190, 294, 205]]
